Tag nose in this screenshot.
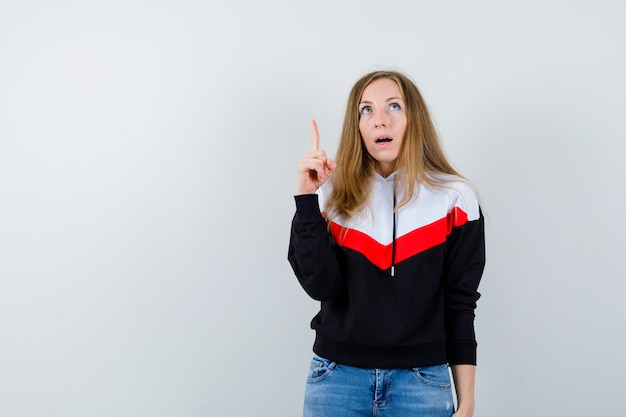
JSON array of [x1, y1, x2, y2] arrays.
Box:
[[374, 112, 390, 128]]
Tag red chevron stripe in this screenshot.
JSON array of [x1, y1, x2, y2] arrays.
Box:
[[330, 206, 468, 270]]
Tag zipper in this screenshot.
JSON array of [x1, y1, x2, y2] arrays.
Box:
[[391, 192, 397, 277]]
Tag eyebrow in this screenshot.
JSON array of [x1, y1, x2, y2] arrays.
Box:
[[359, 96, 404, 104]]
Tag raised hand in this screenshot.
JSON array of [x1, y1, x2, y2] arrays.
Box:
[[295, 119, 336, 195]]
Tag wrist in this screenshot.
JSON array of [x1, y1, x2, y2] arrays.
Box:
[[455, 402, 474, 416]]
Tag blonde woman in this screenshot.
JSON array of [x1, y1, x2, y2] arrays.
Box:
[[288, 70, 485, 417]]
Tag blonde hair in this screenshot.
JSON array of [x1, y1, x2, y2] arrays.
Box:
[[325, 70, 462, 220]]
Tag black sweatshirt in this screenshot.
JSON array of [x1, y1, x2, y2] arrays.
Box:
[[288, 173, 485, 369]]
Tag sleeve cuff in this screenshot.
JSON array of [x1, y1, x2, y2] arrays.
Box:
[[447, 340, 478, 365], [294, 194, 322, 218]]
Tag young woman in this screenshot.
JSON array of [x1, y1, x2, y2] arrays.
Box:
[[288, 70, 485, 417]]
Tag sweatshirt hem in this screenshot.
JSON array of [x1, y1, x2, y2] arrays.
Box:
[[313, 335, 449, 369]]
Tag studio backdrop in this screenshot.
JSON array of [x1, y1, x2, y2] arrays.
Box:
[[1, 1, 624, 416]]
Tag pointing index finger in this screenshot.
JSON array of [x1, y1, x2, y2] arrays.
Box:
[[310, 119, 320, 152]]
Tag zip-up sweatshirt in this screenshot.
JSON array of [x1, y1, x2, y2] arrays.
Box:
[[288, 172, 485, 369]]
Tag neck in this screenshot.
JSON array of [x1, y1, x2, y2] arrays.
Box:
[[376, 162, 395, 178]]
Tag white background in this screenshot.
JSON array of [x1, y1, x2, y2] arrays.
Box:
[[1, 1, 625, 416]]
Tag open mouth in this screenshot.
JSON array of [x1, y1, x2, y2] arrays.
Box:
[[375, 137, 392, 143]]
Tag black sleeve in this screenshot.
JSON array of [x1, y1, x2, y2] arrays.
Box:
[[287, 194, 343, 301], [443, 209, 486, 365]]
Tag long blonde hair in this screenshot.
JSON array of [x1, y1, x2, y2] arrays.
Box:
[[325, 70, 461, 220]]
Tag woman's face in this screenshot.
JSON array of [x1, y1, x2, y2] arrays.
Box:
[[358, 78, 407, 177]]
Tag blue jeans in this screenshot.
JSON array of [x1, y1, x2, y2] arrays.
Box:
[[303, 355, 454, 417]]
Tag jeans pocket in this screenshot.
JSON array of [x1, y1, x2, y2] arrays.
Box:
[[412, 364, 452, 389], [307, 355, 337, 383]]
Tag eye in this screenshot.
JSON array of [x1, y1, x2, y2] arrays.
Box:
[[360, 106, 372, 114], [390, 103, 401, 111]]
